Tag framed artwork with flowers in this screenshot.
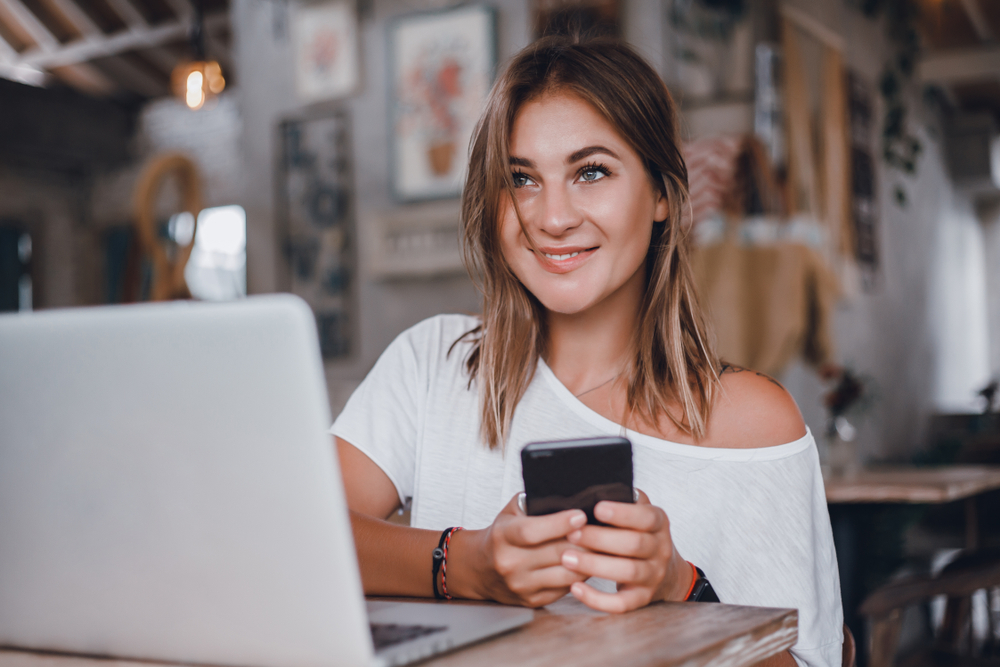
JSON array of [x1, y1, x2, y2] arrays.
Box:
[[388, 5, 497, 201], [291, 0, 360, 103]]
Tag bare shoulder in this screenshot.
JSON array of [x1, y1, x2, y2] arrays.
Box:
[[701, 363, 807, 449]]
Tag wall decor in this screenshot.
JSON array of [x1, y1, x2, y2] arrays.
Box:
[[389, 5, 496, 201], [847, 71, 879, 291], [365, 200, 464, 279], [291, 0, 360, 103], [279, 109, 356, 360], [664, 0, 752, 102]]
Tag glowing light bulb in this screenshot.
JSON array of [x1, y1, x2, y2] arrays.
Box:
[[186, 70, 205, 110]]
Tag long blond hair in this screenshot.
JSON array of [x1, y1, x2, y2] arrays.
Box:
[[459, 35, 720, 450]]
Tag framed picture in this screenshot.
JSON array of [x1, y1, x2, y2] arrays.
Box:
[[292, 0, 360, 103], [277, 109, 356, 360], [388, 5, 496, 201]]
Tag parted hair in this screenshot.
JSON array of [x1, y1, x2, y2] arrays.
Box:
[[458, 35, 721, 450]]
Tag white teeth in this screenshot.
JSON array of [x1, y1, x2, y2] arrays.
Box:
[[543, 251, 581, 261]]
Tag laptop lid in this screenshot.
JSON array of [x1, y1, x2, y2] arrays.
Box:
[[0, 296, 374, 667]]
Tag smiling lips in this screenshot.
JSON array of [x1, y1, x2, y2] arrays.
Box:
[[534, 246, 597, 273]]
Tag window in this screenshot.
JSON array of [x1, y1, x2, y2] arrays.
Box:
[[169, 205, 247, 301]]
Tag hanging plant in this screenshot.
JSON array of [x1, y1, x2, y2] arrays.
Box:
[[854, 0, 924, 206]]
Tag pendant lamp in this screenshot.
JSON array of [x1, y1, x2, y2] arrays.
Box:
[[171, 2, 225, 110]]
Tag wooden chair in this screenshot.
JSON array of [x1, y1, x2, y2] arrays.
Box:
[[859, 550, 1000, 667]]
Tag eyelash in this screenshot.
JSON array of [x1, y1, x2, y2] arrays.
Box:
[[578, 162, 611, 182], [510, 163, 612, 188]]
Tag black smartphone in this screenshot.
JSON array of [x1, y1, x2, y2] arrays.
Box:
[[520, 436, 634, 525]]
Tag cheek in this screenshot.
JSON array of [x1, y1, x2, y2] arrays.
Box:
[[498, 204, 526, 269]]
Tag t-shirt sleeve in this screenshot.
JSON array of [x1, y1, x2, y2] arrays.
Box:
[[330, 326, 427, 505], [654, 433, 843, 667]]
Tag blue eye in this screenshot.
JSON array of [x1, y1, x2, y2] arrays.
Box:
[[512, 172, 532, 188], [579, 163, 609, 182]]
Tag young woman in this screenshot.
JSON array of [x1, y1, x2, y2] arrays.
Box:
[[334, 36, 842, 667]]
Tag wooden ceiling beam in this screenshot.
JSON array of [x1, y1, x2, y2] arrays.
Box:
[[104, 0, 147, 30], [140, 45, 177, 74], [13, 10, 226, 69], [44, 0, 101, 38], [51, 60, 118, 95], [919, 45, 1000, 84], [0, 0, 58, 51], [93, 54, 163, 96]]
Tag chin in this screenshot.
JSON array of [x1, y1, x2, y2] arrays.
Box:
[[532, 290, 598, 315]]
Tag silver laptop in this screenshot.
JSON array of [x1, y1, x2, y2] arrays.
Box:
[[0, 296, 532, 667]]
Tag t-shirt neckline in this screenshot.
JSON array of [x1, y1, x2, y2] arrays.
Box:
[[536, 358, 812, 461]]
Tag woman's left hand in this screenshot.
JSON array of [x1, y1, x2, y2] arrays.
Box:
[[560, 489, 692, 613]]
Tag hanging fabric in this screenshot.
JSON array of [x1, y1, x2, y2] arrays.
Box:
[[691, 136, 839, 377], [780, 6, 856, 276]]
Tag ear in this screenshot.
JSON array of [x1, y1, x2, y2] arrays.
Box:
[[653, 184, 669, 223]]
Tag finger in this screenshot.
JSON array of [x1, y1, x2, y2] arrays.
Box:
[[561, 549, 656, 584], [593, 500, 665, 532], [523, 587, 575, 609], [570, 581, 652, 614], [511, 563, 589, 593], [502, 509, 587, 547], [635, 488, 650, 504], [496, 539, 580, 573], [568, 525, 657, 558]]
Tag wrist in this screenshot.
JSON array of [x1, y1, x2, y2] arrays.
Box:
[[440, 528, 487, 600], [663, 552, 695, 602]]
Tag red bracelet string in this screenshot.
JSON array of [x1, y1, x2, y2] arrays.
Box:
[[441, 527, 464, 600], [683, 561, 698, 601]]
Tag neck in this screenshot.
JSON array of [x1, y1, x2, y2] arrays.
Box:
[[544, 267, 644, 395]]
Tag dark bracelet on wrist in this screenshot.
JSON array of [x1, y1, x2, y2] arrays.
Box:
[[431, 527, 462, 600], [685, 563, 720, 603]]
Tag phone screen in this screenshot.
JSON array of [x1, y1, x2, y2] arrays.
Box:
[[520, 436, 633, 525]]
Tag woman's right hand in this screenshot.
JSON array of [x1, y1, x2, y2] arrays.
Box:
[[450, 494, 590, 608]]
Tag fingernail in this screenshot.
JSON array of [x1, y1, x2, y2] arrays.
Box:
[[562, 551, 579, 567], [571, 582, 584, 597], [596, 503, 612, 520], [569, 511, 586, 528], [568, 530, 582, 543]]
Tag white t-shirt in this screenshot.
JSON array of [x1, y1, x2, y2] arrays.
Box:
[[332, 315, 843, 667]]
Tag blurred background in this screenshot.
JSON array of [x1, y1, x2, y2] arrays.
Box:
[[2, 0, 1000, 663]]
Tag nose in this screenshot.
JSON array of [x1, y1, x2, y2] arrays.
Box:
[[535, 182, 583, 237]]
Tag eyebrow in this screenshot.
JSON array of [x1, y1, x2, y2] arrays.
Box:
[[568, 145, 620, 163], [508, 145, 621, 169]]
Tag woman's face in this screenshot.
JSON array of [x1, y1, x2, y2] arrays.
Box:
[[500, 91, 668, 316]]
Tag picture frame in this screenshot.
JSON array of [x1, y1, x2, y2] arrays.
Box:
[[291, 0, 360, 104], [277, 108, 357, 361], [364, 200, 465, 280], [388, 5, 497, 201]]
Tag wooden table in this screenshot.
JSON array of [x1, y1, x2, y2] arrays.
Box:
[[0, 597, 798, 667], [825, 465, 1000, 667], [825, 465, 1000, 504], [825, 465, 1000, 548]]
